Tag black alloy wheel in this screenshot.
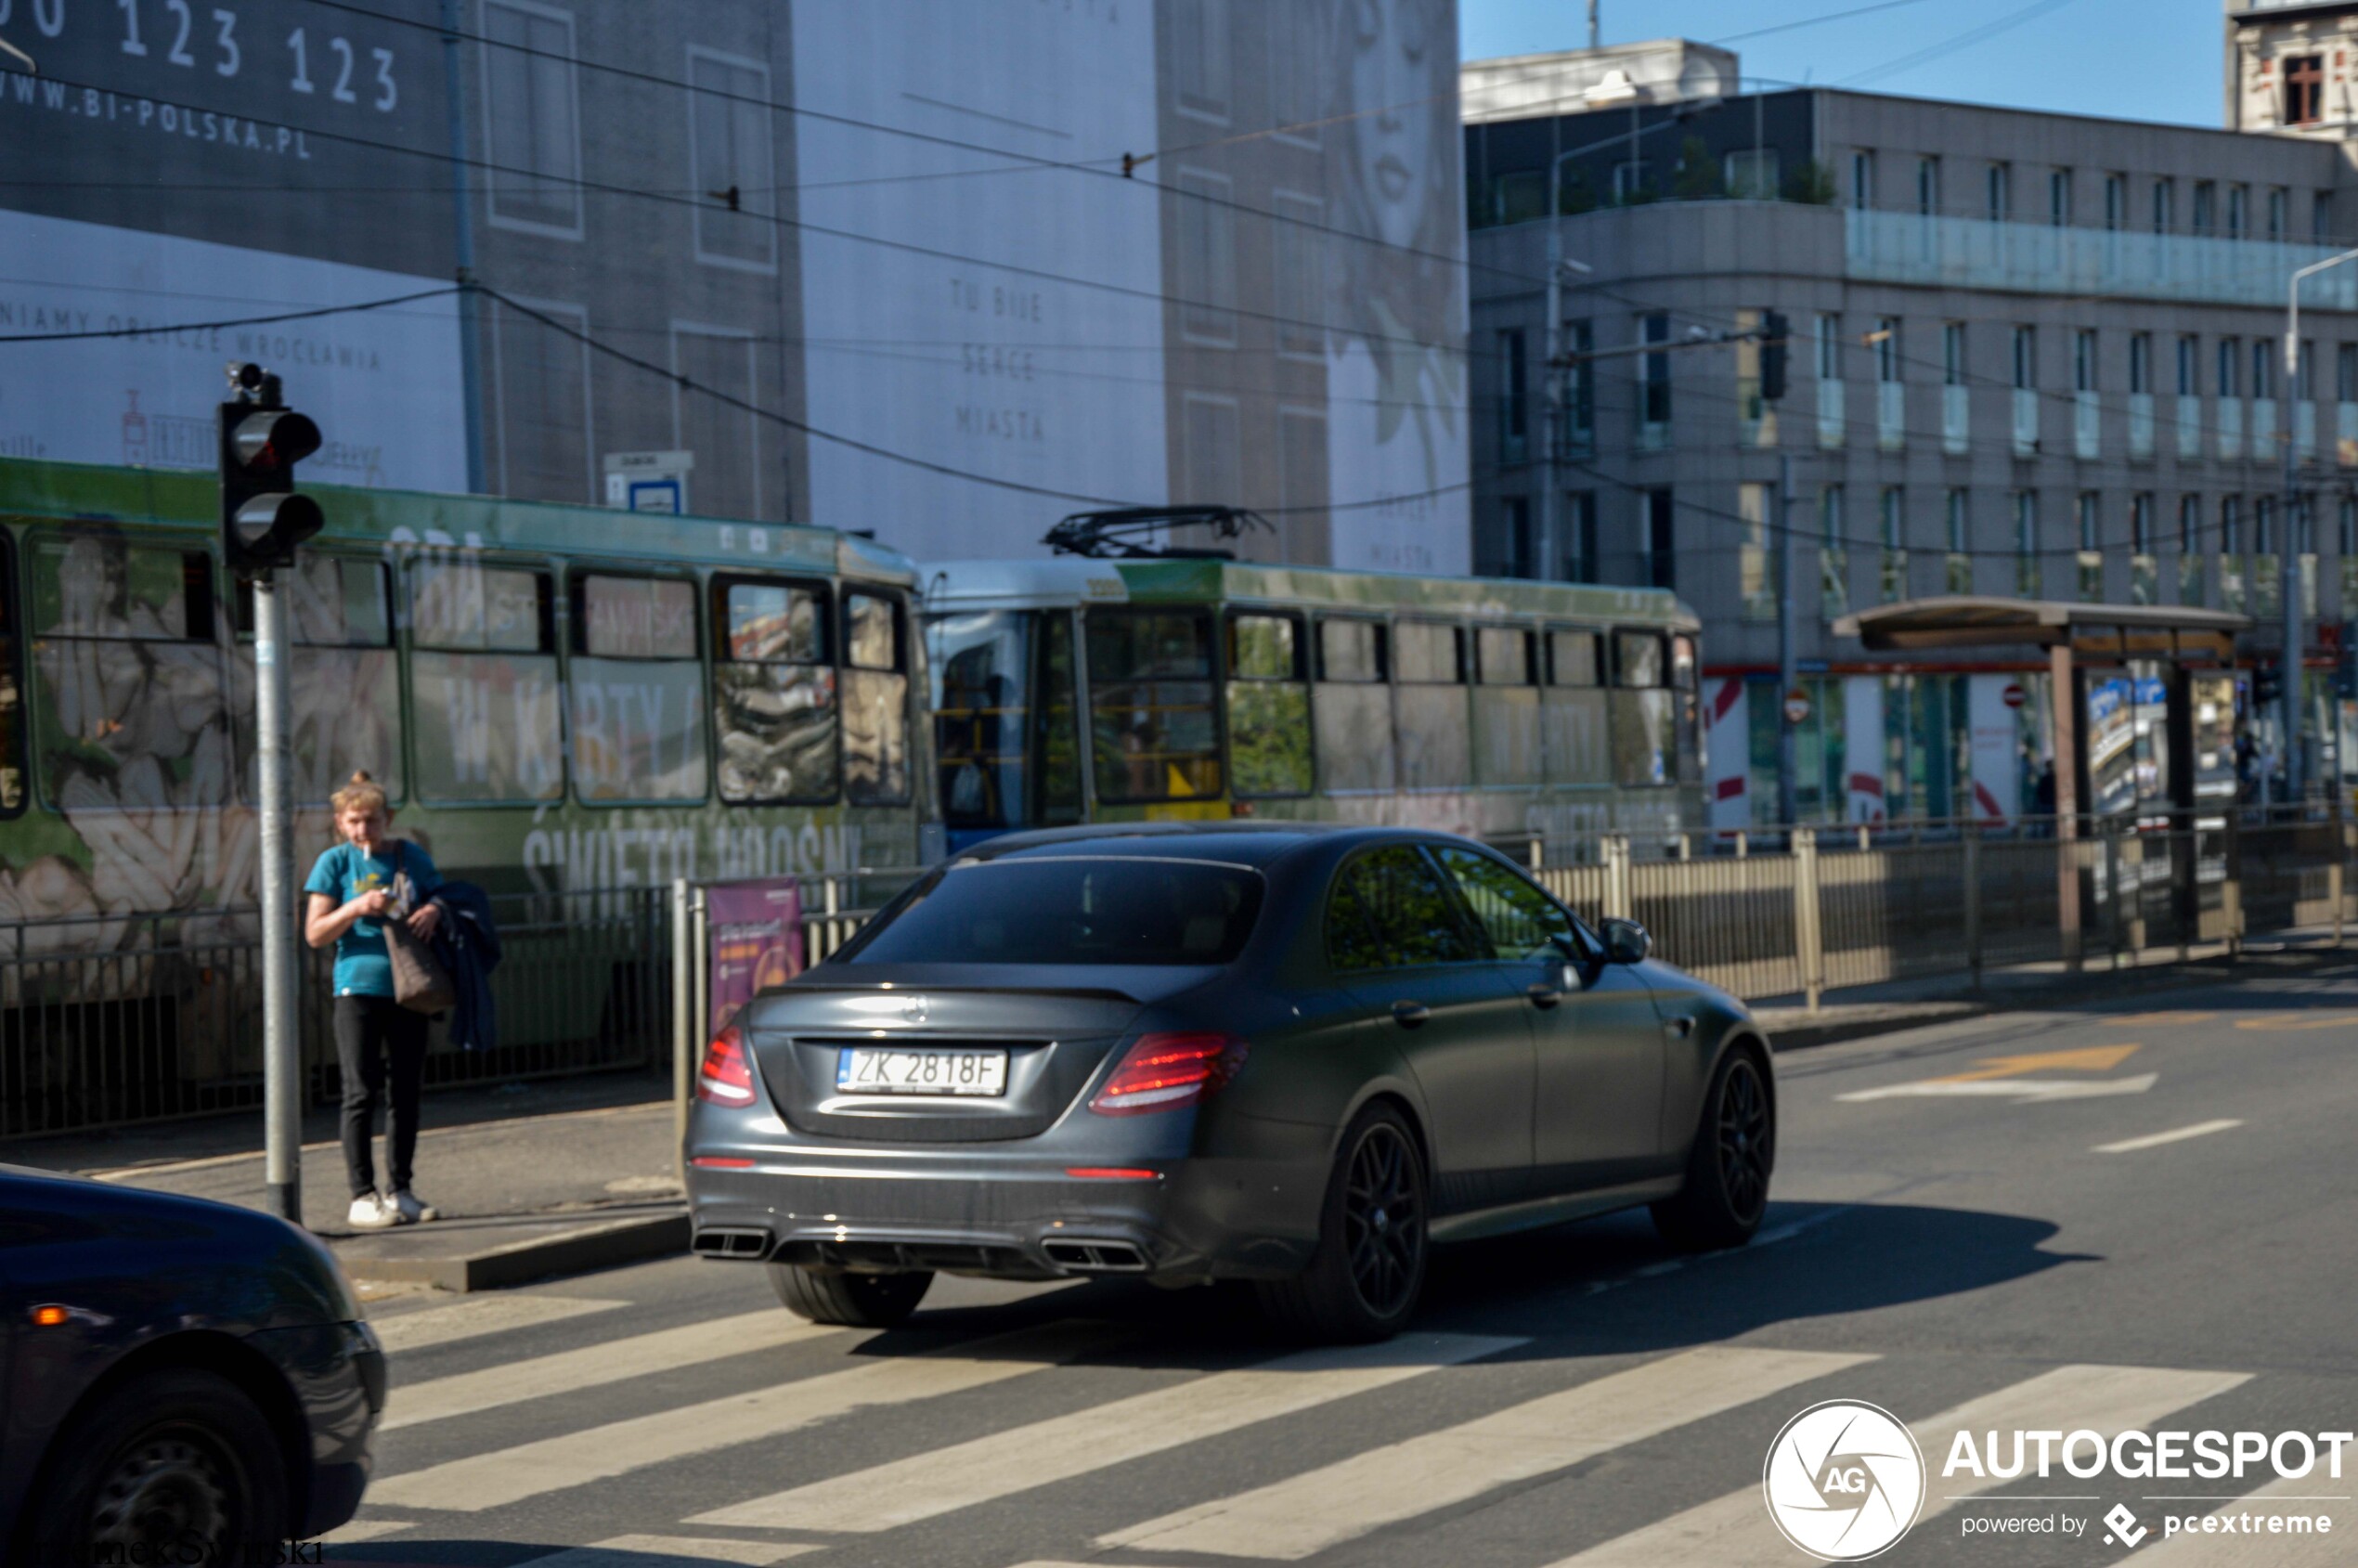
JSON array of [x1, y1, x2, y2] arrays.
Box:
[[1259, 1103, 1429, 1342], [32, 1368, 288, 1568], [1652, 1046, 1776, 1252]]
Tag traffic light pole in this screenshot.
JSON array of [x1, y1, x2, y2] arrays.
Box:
[[254, 569, 302, 1225], [1779, 451, 1799, 835]]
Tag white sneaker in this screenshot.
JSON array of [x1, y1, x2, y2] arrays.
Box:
[[347, 1193, 397, 1230], [387, 1189, 439, 1225]]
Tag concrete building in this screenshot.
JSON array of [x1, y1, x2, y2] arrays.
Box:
[[1465, 51, 2358, 829], [0, 0, 1468, 569]]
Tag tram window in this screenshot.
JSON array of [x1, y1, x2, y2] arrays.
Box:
[[569, 575, 705, 804], [932, 609, 1030, 829], [842, 590, 911, 806], [1671, 634, 1701, 786], [411, 564, 563, 804], [1614, 631, 1667, 688], [1087, 611, 1222, 804], [1473, 627, 1541, 785], [1318, 617, 1387, 683], [1475, 628, 1533, 686], [1313, 617, 1393, 793], [234, 558, 402, 805], [1548, 630, 1602, 687], [1394, 620, 1471, 790], [712, 577, 838, 805], [1671, 634, 1699, 691], [30, 536, 231, 811], [1226, 613, 1312, 797]]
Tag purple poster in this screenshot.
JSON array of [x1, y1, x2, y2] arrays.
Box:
[[707, 879, 805, 1033]]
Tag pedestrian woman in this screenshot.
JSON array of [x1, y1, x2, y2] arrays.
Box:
[[304, 771, 444, 1229]]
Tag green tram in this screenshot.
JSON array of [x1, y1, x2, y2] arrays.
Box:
[[923, 556, 1704, 856], [0, 457, 937, 1132]]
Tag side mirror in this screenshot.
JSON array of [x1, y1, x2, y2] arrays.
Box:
[[1600, 918, 1652, 965]]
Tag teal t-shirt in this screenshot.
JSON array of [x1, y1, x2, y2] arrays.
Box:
[[304, 841, 443, 997]]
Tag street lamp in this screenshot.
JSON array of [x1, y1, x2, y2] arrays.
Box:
[[2281, 245, 2358, 806]]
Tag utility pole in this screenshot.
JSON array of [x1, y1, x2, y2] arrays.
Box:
[[219, 364, 325, 1224], [1779, 452, 1799, 833], [442, 0, 485, 494], [1588, 0, 1600, 50]]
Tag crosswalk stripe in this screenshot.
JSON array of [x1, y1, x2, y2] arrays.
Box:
[[369, 1294, 628, 1355], [369, 1320, 1128, 1513], [316, 1519, 418, 1546], [522, 1536, 822, 1566], [1549, 1363, 2250, 1566], [381, 1312, 839, 1432], [686, 1331, 1523, 1534], [1095, 1345, 1873, 1560], [2124, 1476, 2353, 1565]]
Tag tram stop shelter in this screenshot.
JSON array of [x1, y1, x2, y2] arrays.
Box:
[[1833, 597, 2253, 965]]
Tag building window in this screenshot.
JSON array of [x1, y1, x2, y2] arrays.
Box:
[[2104, 173, 2126, 232], [1943, 322, 1966, 385], [671, 325, 760, 520], [2014, 490, 2039, 595], [1269, 1, 1323, 142], [1169, 0, 1231, 122], [1566, 320, 1595, 453], [482, 0, 582, 239], [1501, 497, 1533, 578], [1820, 486, 1848, 618], [492, 294, 593, 502], [2152, 178, 2174, 235], [2340, 496, 2356, 556], [1851, 149, 1874, 210], [1565, 491, 1598, 582], [1271, 191, 1325, 359], [2300, 339, 2317, 400], [2130, 333, 2152, 396], [2180, 494, 2201, 554], [2220, 337, 2242, 398], [1874, 317, 1901, 382], [2131, 493, 2155, 554], [1182, 393, 1242, 506], [1639, 313, 1672, 433], [2268, 187, 2287, 242], [1946, 488, 1972, 592], [2287, 54, 2326, 126], [1916, 157, 1938, 216], [2178, 335, 2201, 396], [1817, 313, 1844, 381], [2256, 496, 2276, 556], [686, 47, 776, 272], [2316, 191, 2335, 244], [2339, 343, 2357, 403], [2013, 325, 2037, 389], [2074, 330, 2098, 394], [1987, 162, 2010, 222], [1175, 168, 1237, 344], [1643, 489, 1675, 590], [2079, 492, 2101, 551], [2222, 496, 2243, 554], [2253, 340, 2275, 401], [2049, 168, 2071, 227], [1879, 486, 1907, 602], [2228, 184, 2248, 240], [2077, 492, 2104, 601], [1496, 328, 1528, 465], [2193, 181, 2216, 236], [1739, 483, 1774, 620]]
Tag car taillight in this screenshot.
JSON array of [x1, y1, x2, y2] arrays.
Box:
[[1088, 1032, 1248, 1116], [697, 1025, 756, 1106]]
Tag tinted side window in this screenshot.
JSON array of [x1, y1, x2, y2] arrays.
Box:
[[1326, 845, 1483, 971], [1432, 847, 1573, 960]]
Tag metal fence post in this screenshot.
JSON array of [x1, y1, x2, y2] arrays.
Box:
[[691, 886, 711, 1069], [1963, 825, 1983, 988], [1602, 836, 1632, 922], [671, 878, 693, 1186], [1794, 827, 1823, 1012], [2331, 820, 2349, 949]]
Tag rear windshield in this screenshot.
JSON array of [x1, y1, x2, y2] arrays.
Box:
[[840, 858, 1263, 966]]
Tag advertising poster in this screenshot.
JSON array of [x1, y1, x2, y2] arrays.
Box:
[[706, 878, 806, 1034]]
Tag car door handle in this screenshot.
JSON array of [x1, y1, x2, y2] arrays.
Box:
[[1525, 983, 1562, 1010], [1391, 1001, 1431, 1029], [1665, 1015, 1695, 1038]]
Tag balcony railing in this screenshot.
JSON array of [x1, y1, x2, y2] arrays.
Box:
[[1846, 210, 2358, 308]]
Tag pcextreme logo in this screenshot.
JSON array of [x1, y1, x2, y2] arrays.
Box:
[[1763, 1400, 1929, 1562]]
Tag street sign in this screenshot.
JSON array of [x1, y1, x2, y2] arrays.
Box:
[[604, 449, 694, 513], [1782, 691, 1811, 725], [2002, 682, 2028, 709]]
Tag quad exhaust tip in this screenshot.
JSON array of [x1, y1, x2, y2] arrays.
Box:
[[692, 1226, 771, 1260], [1043, 1238, 1148, 1273]]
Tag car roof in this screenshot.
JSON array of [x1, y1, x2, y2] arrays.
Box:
[[957, 822, 1470, 870]]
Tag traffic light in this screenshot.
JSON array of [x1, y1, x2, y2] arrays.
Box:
[[2254, 661, 2284, 708], [218, 363, 323, 576], [1759, 311, 1791, 403]]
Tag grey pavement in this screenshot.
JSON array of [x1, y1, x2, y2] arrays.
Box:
[[295, 954, 2358, 1568]]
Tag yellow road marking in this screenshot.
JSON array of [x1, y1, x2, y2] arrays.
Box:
[[1934, 1044, 2141, 1083], [2104, 1011, 2216, 1027], [2233, 1014, 2358, 1031]]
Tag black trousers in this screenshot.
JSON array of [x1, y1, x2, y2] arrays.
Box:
[[335, 995, 429, 1199]]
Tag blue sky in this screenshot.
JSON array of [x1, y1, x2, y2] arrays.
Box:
[[1461, 0, 2227, 128]]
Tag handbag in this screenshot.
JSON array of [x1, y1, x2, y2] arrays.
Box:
[[385, 842, 456, 1016]]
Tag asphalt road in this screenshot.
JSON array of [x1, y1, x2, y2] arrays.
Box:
[[328, 955, 2358, 1568]]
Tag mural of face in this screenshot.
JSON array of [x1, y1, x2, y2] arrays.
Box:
[[1347, 0, 1442, 254]]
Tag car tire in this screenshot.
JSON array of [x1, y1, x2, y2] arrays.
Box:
[[1652, 1045, 1775, 1252], [28, 1367, 291, 1568], [1257, 1103, 1428, 1343], [767, 1263, 933, 1327]]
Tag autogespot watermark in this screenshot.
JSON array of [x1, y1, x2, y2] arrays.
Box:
[[1766, 1404, 2352, 1560]]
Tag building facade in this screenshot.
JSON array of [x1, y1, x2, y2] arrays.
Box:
[[0, 0, 1469, 569], [1467, 76, 2358, 828], [2227, 0, 2358, 137]]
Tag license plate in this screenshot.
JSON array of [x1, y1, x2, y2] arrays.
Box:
[[836, 1047, 1008, 1096]]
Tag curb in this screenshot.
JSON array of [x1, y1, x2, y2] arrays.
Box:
[[1763, 1002, 1992, 1053], [334, 1210, 689, 1292]]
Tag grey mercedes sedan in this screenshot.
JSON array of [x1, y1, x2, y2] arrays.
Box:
[[683, 823, 1775, 1342]]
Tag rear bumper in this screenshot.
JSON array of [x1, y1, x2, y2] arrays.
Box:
[[684, 1127, 1328, 1283]]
